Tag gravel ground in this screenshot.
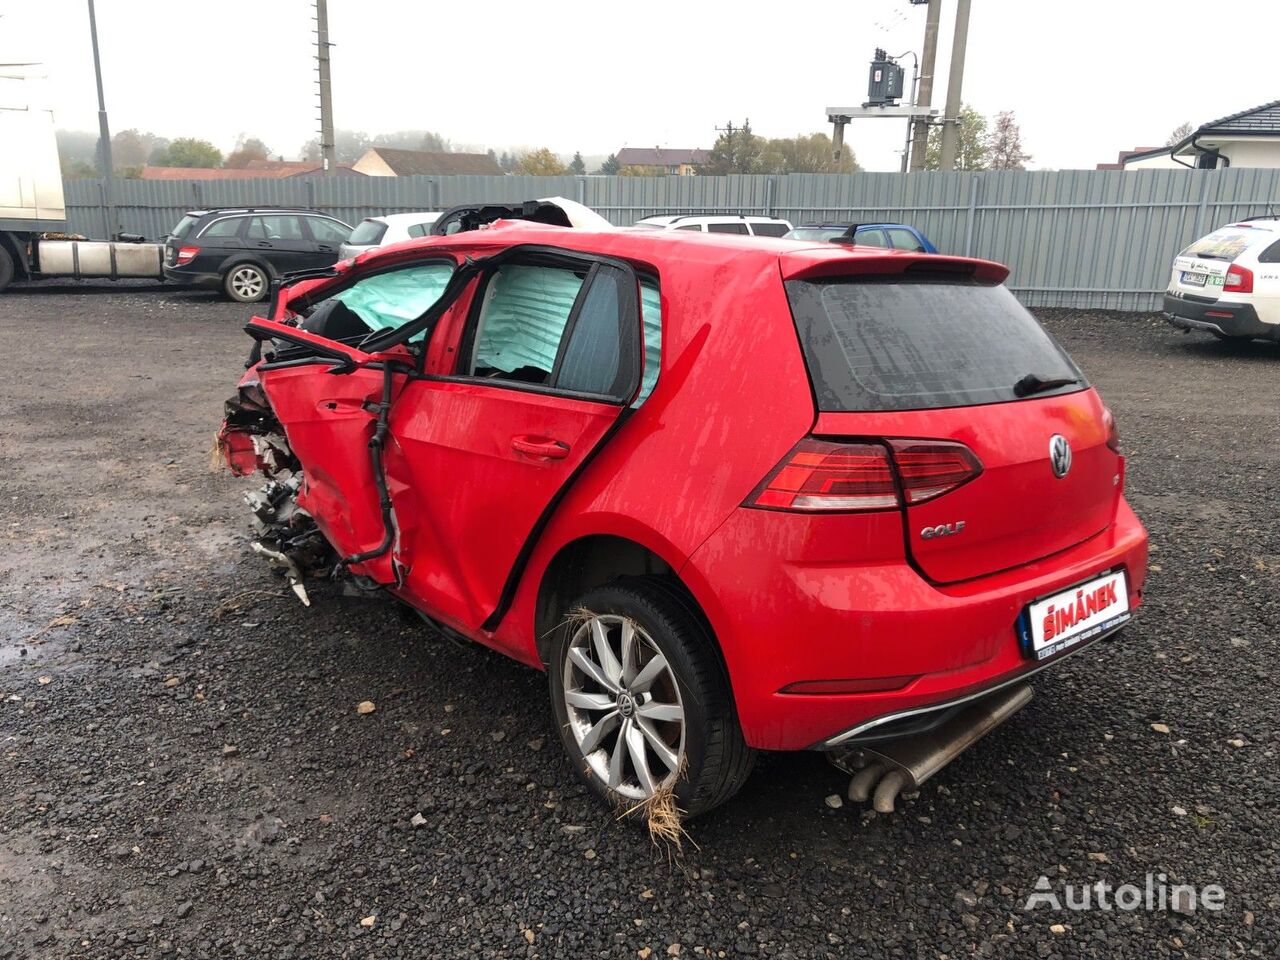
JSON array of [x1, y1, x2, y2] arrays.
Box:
[[0, 282, 1276, 959]]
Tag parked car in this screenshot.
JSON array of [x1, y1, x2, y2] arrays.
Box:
[[634, 214, 794, 237], [433, 197, 613, 236], [783, 222, 938, 252], [218, 224, 1147, 818], [163, 208, 352, 303], [1163, 217, 1280, 341], [339, 212, 443, 259]]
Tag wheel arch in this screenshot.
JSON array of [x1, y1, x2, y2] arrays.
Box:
[[533, 533, 726, 677]]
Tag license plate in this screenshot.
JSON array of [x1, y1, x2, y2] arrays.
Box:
[[1182, 271, 1206, 286], [1022, 570, 1130, 661]]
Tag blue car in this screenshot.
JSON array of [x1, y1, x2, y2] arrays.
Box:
[[782, 222, 938, 253]]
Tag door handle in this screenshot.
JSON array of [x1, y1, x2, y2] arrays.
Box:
[[511, 436, 570, 461]]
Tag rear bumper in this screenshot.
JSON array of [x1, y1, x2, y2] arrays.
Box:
[[1163, 293, 1275, 339], [682, 499, 1149, 752], [162, 264, 222, 288]]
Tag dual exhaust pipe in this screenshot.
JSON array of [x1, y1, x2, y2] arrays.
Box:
[[831, 682, 1034, 813]]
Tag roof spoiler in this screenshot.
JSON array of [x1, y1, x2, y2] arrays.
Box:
[[781, 252, 1010, 285]]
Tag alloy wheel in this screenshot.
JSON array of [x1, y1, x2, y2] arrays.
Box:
[[561, 614, 685, 801], [230, 266, 265, 301]]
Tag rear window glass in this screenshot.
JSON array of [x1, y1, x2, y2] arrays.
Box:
[[346, 219, 387, 246], [786, 227, 847, 242], [1180, 228, 1265, 261], [785, 279, 1083, 412], [169, 215, 199, 240], [707, 222, 749, 235], [750, 222, 790, 238]]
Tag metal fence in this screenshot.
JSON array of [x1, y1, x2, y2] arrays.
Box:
[[63, 168, 1280, 311]]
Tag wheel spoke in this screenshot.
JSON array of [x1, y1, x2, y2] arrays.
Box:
[[607, 719, 628, 787], [590, 617, 623, 686], [630, 652, 669, 693], [636, 717, 680, 772], [565, 689, 614, 711], [637, 700, 682, 723], [625, 721, 658, 794], [568, 645, 619, 693], [620, 619, 637, 686], [578, 710, 620, 755]]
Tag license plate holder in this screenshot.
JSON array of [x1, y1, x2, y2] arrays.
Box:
[[1017, 570, 1131, 662], [1182, 271, 1207, 286]]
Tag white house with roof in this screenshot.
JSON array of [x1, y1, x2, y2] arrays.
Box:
[[1098, 101, 1280, 170]]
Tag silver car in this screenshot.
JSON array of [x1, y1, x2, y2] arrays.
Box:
[[338, 212, 443, 259]]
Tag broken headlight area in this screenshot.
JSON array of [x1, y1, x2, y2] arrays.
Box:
[[218, 388, 337, 607]]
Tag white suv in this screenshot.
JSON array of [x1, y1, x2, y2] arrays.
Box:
[[1164, 217, 1280, 341], [633, 214, 794, 237]]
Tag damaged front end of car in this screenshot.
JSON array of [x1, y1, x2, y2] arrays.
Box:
[[217, 375, 334, 606]]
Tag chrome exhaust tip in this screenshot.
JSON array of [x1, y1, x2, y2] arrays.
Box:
[[831, 682, 1034, 812]]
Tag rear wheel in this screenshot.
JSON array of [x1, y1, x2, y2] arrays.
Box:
[[0, 243, 14, 292], [548, 578, 753, 819], [223, 262, 269, 303]]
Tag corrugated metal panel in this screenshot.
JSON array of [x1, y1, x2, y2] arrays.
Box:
[[60, 169, 1280, 311]]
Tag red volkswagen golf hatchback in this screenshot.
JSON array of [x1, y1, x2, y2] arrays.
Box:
[[219, 222, 1148, 817]]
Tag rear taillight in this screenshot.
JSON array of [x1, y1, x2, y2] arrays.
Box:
[[1224, 264, 1253, 293], [176, 246, 200, 265], [888, 440, 984, 504], [748, 438, 981, 512], [1102, 406, 1121, 454]]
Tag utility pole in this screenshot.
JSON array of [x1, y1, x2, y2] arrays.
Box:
[[907, 0, 941, 172], [314, 0, 337, 175], [86, 0, 116, 237], [938, 0, 973, 171]]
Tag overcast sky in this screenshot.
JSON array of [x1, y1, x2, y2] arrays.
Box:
[[4, 0, 1279, 170]]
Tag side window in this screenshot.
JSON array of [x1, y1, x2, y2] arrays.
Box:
[[406, 223, 431, 239], [467, 262, 640, 401], [636, 279, 661, 406], [306, 217, 351, 245], [675, 224, 702, 232], [707, 222, 750, 235], [750, 222, 790, 238], [888, 228, 925, 252], [247, 215, 305, 241], [199, 217, 245, 239], [856, 228, 890, 248], [1259, 239, 1280, 264]]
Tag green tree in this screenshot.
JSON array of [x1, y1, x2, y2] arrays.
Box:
[[225, 136, 272, 168], [60, 157, 99, 179], [569, 151, 586, 175], [758, 132, 857, 174], [699, 119, 764, 174], [515, 148, 569, 176], [598, 153, 620, 176], [111, 129, 166, 169], [618, 164, 663, 177], [499, 151, 517, 173], [154, 137, 223, 168], [924, 105, 988, 171]]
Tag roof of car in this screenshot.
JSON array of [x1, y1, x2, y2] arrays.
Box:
[[637, 214, 791, 226], [347, 220, 1006, 284], [186, 207, 335, 218], [363, 212, 443, 226]]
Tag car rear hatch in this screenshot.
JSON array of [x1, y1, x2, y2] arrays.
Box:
[[781, 258, 1121, 584], [164, 213, 201, 266], [1171, 225, 1276, 298]]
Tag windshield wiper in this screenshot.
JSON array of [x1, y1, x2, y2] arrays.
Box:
[[1013, 373, 1081, 398]]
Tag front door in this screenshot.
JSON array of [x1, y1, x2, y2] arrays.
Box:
[[386, 254, 645, 632]]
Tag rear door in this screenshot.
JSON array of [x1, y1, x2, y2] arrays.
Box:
[[245, 214, 313, 274], [385, 252, 645, 631], [302, 215, 352, 268], [786, 275, 1119, 584], [1169, 226, 1268, 297]]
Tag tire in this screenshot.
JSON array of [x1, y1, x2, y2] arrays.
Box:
[[0, 243, 14, 293], [548, 577, 754, 819], [223, 262, 269, 303]]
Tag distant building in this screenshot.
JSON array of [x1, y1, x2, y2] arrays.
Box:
[[140, 162, 362, 180], [615, 147, 711, 176], [352, 147, 503, 177], [1099, 101, 1280, 170]]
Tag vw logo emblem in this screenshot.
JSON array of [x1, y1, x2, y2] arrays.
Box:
[[1049, 435, 1072, 478]]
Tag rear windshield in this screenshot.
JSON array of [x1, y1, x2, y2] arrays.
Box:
[[169, 215, 199, 240], [348, 219, 388, 246], [1180, 228, 1269, 262], [785, 278, 1083, 412], [786, 227, 847, 242]]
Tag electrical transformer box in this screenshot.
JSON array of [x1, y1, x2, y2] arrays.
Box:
[[865, 51, 905, 106]]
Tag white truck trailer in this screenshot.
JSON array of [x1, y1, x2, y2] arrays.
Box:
[[0, 61, 162, 292]]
